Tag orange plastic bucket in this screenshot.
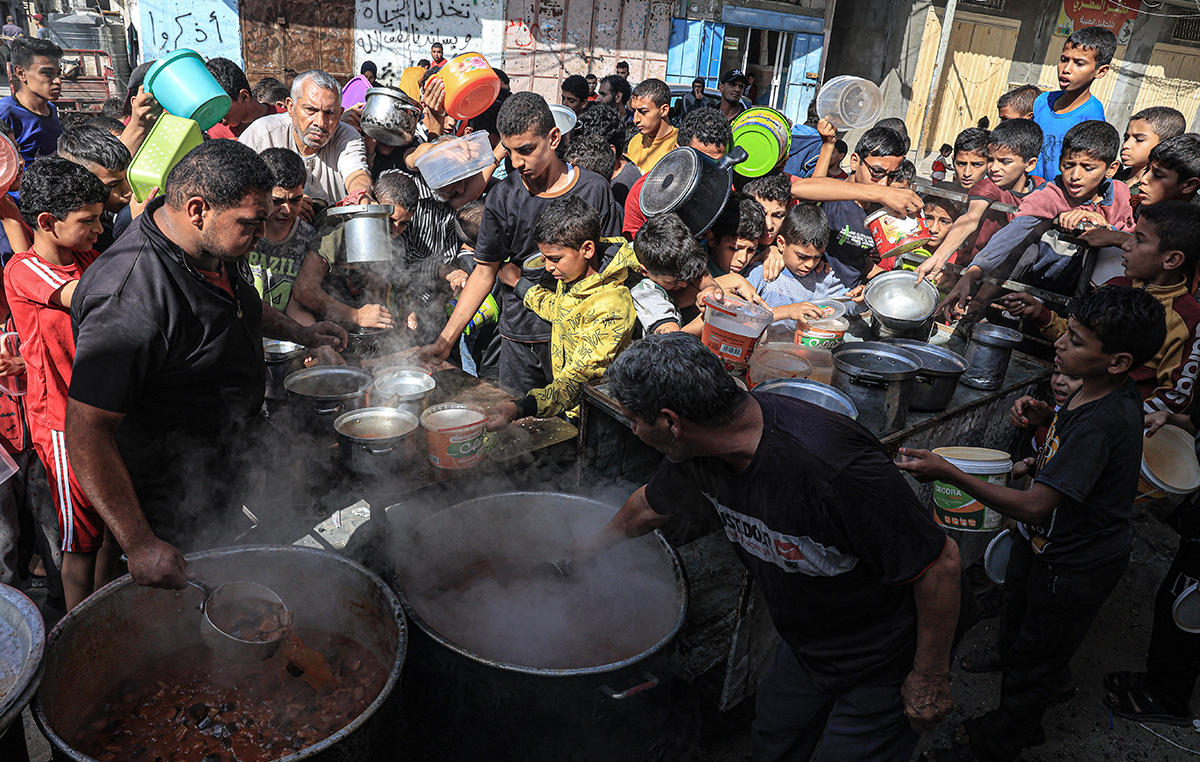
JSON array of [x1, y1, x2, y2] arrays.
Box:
[[865, 210, 932, 257], [420, 403, 487, 469], [437, 52, 500, 120], [700, 294, 773, 370]]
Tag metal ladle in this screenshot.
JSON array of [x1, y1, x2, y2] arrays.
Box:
[[190, 579, 290, 663]]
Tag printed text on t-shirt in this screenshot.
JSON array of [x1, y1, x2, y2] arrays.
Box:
[[709, 495, 859, 576]]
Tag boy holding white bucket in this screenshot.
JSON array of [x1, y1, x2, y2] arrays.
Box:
[[899, 285, 1166, 762]]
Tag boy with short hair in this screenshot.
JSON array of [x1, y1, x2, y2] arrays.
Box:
[[564, 133, 617, 185], [575, 103, 640, 205], [485, 195, 636, 426], [1002, 201, 1200, 416], [997, 84, 1040, 121], [942, 120, 1132, 313], [743, 173, 791, 248], [1119, 106, 1186, 205], [627, 78, 677, 174], [745, 203, 847, 330], [900, 284, 1166, 762], [628, 213, 710, 336], [915, 119, 1045, 284], [931, 143, 953, 182], [56, 125, 135, 252], [953, 127, 991, 192], [890, 158, 916, 190], [705, 193, 765, 277], [1032, 26, 1116, 182], [0, 37, 64, 163], [249, 148, 315, 315], [4, 157, 111, 610], [561, 74, 589, 116]]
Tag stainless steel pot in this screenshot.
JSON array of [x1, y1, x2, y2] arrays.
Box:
[[831, 342, 921, 436], [962, 323, 1024, 390], [325, 204, 395, 263], [373, 368, 435, 418], [389, 491, 687, 762], [0, 584, 44, 736], [334, 407, 419, 475], [865, 271, 939, 336], [639, 145, 748, 236], [33, 545, 406, 762], [882, 339, 968, 412], [284, 365, 374, 421], [754, 377, 858, 419], [361, 86, 422, 146], [263, 339, 306, 401]]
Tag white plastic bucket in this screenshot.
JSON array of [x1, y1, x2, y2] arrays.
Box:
[[931, 447, 1012, 532], [1138, 425, 1200, 505]]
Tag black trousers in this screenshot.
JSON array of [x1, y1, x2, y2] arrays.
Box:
[[1146, 531, 1200, 714], [965, 538, 1129, 762]]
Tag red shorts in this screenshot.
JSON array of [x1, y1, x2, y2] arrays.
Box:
[[31, 426, 103, 553]]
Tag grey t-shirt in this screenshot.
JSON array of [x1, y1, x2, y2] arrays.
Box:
[[248, 218, 315, 312], [239, 113, 369, 203]]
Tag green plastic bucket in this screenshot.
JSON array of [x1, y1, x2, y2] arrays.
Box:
[[127, 114, 203, 202], [731, 107, 791, 178], [144, 49, 231, 130], [931, 447, 1011, 532]]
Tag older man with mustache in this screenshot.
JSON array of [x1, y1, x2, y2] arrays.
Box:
[[240, 69, 374, 205]]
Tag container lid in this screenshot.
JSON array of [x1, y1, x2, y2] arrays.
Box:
[[811, 299, 847, 320], [831, 342, 921, 380], [753, 377, 858, 419], [1142, 424, 1200, 492], [882, 339, 968, 377], [933, 446, 1014, 474], [984, 529, 1012, 585], [284, 366, 374, 400], [809, 316, 849, 333]]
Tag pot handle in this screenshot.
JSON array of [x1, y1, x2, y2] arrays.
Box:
[[718, 146, 748, 170], [597, 672, 660, 700], [366, 442, 398, 455], [314, 400, 343, 415], [848, 371, 888, 388]]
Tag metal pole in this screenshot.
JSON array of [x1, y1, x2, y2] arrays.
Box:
[[914, 0, 958, 162]]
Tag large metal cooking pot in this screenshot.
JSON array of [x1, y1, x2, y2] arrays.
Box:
[[865, 270, 939, 339], [882, 339, 968, 412], [639, 145, 748, 236], [389, 491, 687, 762], [263, 338, 306, 401], [360, 86, 422, 146], [334, 407, 420, 475], [0, 584, 44, 736], [962, 323, 1024, 390], [754, 377, 858, 419], [33, 546, 406, 762], [325, 204, 395, 263], [285, 366, 374, 416], [831, 342, 921, 436], [373, 368, 435, 418]]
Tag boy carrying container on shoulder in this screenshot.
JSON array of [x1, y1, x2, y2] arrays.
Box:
[[899, 285, 1167, 762], [485, 196, 636, 427], [1001, 201, 1200, 416], [940, 120, 1133, 317], [2, 157, 114, 610]]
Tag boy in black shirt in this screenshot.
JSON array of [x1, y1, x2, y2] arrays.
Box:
[[900, 285, 1168, 762], [415, 92, 622, 394]]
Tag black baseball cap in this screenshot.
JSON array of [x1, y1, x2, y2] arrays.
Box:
[[720, 69, 748, 85]]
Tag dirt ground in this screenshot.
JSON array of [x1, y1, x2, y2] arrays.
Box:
[[15, 507, 1199, 761]]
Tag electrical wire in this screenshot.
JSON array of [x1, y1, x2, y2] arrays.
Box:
[[1100, 0, 1200, 18], [1139, 724, 1200, 756]]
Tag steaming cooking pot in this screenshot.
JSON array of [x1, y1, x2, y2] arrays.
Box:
[[334, 407, 419, 475], [34, 546, 406, 762], [389, 491, 687, 761], [639, 146, 748, 236], [263, 339, 306, 401], [325, 204, 395, 264], [360, 86, 422, 146], [284, 366, 374, 427]]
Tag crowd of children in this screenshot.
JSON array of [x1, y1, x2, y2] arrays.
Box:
[[1, 20, 1200, 762]]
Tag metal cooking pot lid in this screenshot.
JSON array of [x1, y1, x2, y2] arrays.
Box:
[[640, 148, 704, 216], [284, 366, 374, 400], [882, 339, 968, 376], [832, 342, 921, 379], [326, 204, 395, 219]]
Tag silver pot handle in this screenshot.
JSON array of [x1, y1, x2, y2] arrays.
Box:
[[314, 401, 343, 415], [366, 443, 397, 455], [849, 372, 888, 388], [598, 672, 660, 700]]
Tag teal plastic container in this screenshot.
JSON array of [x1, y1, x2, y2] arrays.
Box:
[[144, 49, 231, 130], [127, 114, 203, 202]]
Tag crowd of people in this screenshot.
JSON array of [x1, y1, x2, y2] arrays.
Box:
[[0, 22, 1197, 762]]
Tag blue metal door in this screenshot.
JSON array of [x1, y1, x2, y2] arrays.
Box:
[[782, 31, 823, 126], [667, 19, 725, 89]]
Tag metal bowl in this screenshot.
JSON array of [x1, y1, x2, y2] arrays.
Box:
[[0, 584, 44, 735], [754, 377, 858, 419], [864, 270, 939, 331], [263, 339, 305, 364], [374, 368, 436, 417]]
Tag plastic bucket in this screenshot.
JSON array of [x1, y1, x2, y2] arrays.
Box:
[[815, 75, 883, 130], [796, 316, 848, 348], [931, 447, 1011, 531], [144, 49, 231, 130], [700, 295, 773, 370], [127, 114, 204, 203], [437, 52, 500, 120], [420, 403, 487, 470], [731, 107, 791, 178], [1138, 425, 1200, 505], [865, 211, 932, 257]]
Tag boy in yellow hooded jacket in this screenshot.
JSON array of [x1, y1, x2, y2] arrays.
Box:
[[486, 196, 637, 427]]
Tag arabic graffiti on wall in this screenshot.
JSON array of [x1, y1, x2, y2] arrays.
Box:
[[1054, 0, 1140, 45], [140, 0, 243, 64], [354, 0, 504, 83]]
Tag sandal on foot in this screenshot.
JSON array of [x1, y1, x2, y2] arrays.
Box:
[[1104, 679, 1194, 727], [1103, 670, 1143, 695], [959, 646, 1003, 674]]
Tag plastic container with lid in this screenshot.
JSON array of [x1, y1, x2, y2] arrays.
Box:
[[127, 114, 204, 203], [437, 52, 501, 120], [1137, 424, 1200, 505], [413, 131, 497, 190], [700, 295, 773, 370], [931, 447, 1012, 532], [815, 75, 883, 130], [143, 49, 231, 130], [747, 345, 812, 389]]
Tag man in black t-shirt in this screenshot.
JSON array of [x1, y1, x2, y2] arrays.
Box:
[[597, 333, 963, 762], [416, 92, 622, 394]]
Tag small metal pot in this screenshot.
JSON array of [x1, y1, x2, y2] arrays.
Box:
[[334, 407, 420, 475], [361, 86, 422, 146], [753, 378, 858, 419], [284, 366, 374, 422], [326, 204, 396, 263], [882, 339, 968, 412], [263, 338, 306, 400], [831, 342, 921, 436], [373, 368, 436, 418], [638, 146, 748, 236], [865, 271, 939, 335], [962, 323, 1024, 390]]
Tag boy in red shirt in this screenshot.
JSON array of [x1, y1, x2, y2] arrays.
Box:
[[3, 157, 109, 609]]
